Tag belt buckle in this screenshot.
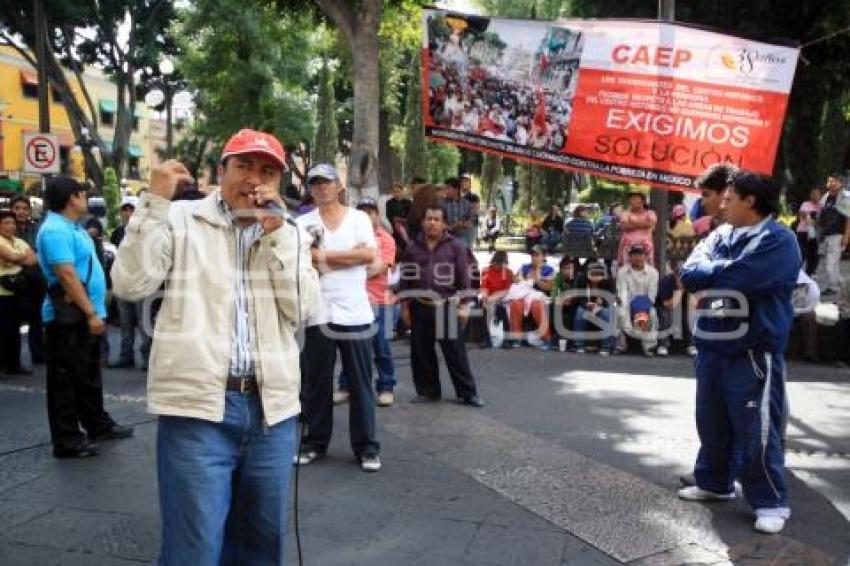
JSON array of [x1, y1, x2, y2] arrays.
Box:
[[240, 378, 250, 394]]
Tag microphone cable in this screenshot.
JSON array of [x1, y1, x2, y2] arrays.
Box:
[[265, 200, 309, 566], [293, 213, 305, 566]]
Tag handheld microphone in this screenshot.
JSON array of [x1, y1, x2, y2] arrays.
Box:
[[263, 200, 297, 226]]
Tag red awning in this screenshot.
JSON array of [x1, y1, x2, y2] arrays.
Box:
[[20, 70, 38, 86]]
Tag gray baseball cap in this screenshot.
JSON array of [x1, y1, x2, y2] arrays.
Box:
[[307, 163, 339, 183]]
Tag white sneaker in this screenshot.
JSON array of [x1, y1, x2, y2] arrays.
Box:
[[687, 345, 698, 357], [526, 333, 544, 348], [360, 454, 381, 472], [656, 346, 669, 356], [376, 391, 394, 407], [677, 486, 735, 501], [574, 347, 586, 354], [754, 515, 786, 534], [754, 508, 790, 534], [333, 390, 350, 405], [599, 350, 610, 357]]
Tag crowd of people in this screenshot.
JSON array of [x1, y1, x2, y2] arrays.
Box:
[[428, 50, 572, 151], [1, 123, 847, 559]]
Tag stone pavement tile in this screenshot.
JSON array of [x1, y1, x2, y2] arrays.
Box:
[[462, 523, 571, 566], [0, 541, 152, 566], [0, 497, 53, 531], [727, 535, 836, 566], [380, 397, 728, 563], [286, 533, 420, 566], [0, 448, 51, 496], [4, 507, 129, 551], [630, 543, 732, 565]]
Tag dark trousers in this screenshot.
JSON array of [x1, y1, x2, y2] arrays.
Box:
[[300, 324, 379, 458], [0, 295, 23, 371], [410, 302, 478, 399], [796, 232, 819, 276], [694, 349, 788, 510], [46, 321, 115, 449], [22, 266, 46, 362]]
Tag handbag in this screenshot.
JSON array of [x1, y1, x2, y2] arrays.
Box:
[[47, 255, 93, 324], [0, 272, 28, 293]]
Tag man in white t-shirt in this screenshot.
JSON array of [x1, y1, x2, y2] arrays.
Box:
[[295, 164, 381, 472]]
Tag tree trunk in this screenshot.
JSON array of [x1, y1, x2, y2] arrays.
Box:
[[41, 44, 106, 187], [314, 0, 382, 202], [378, 106, 394, 192], [348, 17, 381, 202]]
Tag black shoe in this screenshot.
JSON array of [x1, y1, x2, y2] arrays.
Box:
[[410, 395, 441, 404], [109, 360, 135, 369], [31, 356, 46, 365], [89, 424, 134, 442], [294, 447, 326, 466], [54, 440, 99, 459], [461, 395, 485, 408]]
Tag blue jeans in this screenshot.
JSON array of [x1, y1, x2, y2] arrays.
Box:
[[339, 304, 398, 393], [157, 393, 296, 566], [572, 305, 615, 351]]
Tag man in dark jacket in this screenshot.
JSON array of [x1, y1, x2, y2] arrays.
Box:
[[399, 204, 482, 407], [678, 171, 799, 535]]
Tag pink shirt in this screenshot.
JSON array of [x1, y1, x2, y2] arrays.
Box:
[[796, 200, 821, 233], [367, 227, 397, 305], [618, 208, 657, 265]]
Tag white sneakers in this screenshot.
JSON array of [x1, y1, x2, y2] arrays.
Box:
[[656, 345, 669, 356], [333, 390, 350, 405], [687, 345, 698, 356], [360, 454, 381, 472], [754, 508, 790, 534], [377, 391, 394, 407], [677, 486, 736, 501], [679, 487, 789, 534]]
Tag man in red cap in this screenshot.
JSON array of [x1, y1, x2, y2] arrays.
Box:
[[112, 128, 320, 564]]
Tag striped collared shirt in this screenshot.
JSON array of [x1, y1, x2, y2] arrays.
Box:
[[217, 195, 263, 378]]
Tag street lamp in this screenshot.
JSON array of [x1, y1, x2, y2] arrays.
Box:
[[70, 127, 101, 184], [144, 58, 186, 158]]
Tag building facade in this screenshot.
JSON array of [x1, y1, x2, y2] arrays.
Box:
[[0, 45, 157, 194]]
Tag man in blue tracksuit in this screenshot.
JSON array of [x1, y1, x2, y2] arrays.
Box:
[[678, 171, 800, 534]]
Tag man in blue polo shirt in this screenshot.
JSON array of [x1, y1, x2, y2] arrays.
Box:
[[37, 176, 132, 458]]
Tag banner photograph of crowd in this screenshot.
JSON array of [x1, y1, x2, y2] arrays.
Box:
[[425, 12, 582, 155]]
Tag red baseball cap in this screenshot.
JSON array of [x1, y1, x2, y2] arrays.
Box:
[[221, 129, 287, 170]]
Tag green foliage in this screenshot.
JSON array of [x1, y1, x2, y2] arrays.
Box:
[[480, 154, 503, 206], [314, 59, 339, 164], [103, 167, 121, 232], [426, 141, 460, 182], [514, 163, 572, 213], [400, 54, 427, 181], [177, 0, 316, 148]]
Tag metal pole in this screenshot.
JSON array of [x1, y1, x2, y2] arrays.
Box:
[[34, 0, 50, 133], [165, 85, 174, 158], [652, 0, 674, 271]]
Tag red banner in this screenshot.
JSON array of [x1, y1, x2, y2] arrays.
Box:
[[422, 11, 799, 191]]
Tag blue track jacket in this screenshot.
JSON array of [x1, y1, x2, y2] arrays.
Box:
[[680, 217, 800, 355]]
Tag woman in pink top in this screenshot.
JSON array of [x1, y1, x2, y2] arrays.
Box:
[[796, 187, 822, 275], [617, 191, 657, 266]]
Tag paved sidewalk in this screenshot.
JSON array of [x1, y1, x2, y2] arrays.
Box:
[[0, 329, 847, 564]]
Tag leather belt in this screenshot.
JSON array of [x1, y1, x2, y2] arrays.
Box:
[[226, 376, 258, 394]]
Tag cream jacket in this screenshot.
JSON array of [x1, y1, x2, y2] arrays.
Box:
[[111, 191, 319, 425]]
